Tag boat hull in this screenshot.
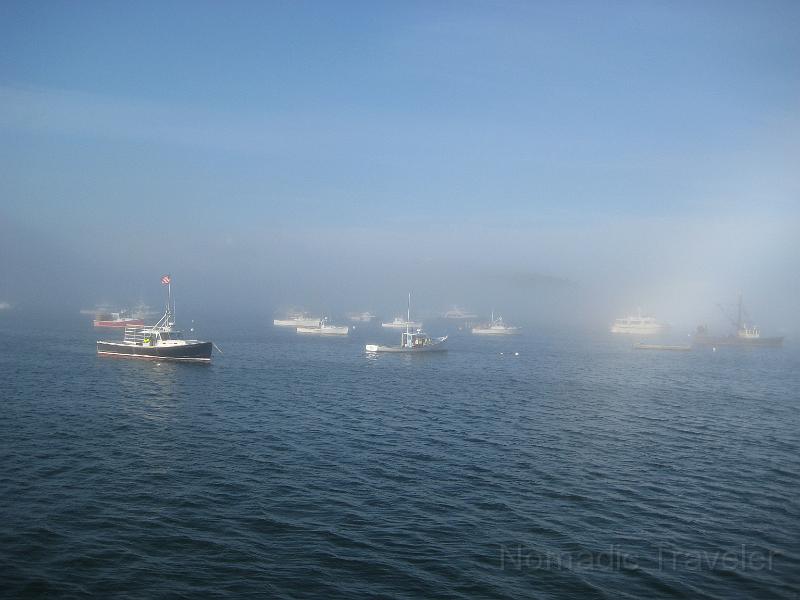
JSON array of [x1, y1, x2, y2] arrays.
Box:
[[365, 344, 447, 353], [610, 326, 666, 335], [471, 328, 520, 335], [97, 341, 212, 362], [693, 335, 783, 347], [634, 343, 692, 351], [94, 319, 144, 328], [274, 318, 322, 327], [296, 326, 349, 335]]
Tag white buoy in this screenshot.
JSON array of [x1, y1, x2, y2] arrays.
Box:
[[514, 352, 519, 356]]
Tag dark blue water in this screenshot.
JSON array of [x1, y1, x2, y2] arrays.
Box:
[[2, 316, 799, 598]]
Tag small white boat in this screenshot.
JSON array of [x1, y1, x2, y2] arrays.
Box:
[[367, 294, 447, 353], [610, 309, 667, 335], [471, 312, 520, 335], [274, 311, 322, 328], [443, 306, 478, 319], [382, 316, 422, 329], [347, 311, 376, 322], [366, 331, 447, 353], [296, 317, 349, 335]]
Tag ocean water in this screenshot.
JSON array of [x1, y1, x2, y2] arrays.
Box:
[[1, 315, 799, 599]]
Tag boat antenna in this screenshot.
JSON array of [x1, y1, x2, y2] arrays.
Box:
[[168, 278, 173, 325], [407, 292, 411, 336]]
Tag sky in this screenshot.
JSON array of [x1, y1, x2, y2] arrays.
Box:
[[1, 1, 798, 331]]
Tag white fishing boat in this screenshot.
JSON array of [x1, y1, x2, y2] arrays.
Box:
[[296, 317, 349, 335], [472, 312, 520, 335], [274, 311, 322, 328], [347, 311, 376, 322], [443, 306, 478, 319], [610, 309, 667, 335], [367, 294, 447, 353], [693, 294, 783, 347], [381, 316, 422, 329]]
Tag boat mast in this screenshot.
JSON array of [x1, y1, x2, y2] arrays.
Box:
[[737, 292, 743, 330]]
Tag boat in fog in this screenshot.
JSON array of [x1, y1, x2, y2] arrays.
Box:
[[93, 310, 145, 328], [274, 311, 323, 328], [382, 316, 422, 329], [347, 311, 376, 322], [443, 306, 478, 319], [296, 317, 349, 335], [471, 312, 520, 335], [693, 294, 783, 347], [88, 302, 154, 328], [610, 310, 667, 335], [368, 294, 447, 353], [634, 343, 691, 351], [96, 275, 213, 362]]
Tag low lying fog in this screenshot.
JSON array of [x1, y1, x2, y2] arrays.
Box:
[[1, 210, 797, 337]]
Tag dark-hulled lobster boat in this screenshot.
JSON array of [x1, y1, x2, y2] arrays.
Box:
[[96, 276, 213, 363]]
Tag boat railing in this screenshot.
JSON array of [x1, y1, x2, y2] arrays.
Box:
[[123, 326, 148, 345]]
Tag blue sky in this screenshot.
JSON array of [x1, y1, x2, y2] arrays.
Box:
[[1, 1, 798, 321]]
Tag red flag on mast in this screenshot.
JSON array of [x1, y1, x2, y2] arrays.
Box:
[[161, 275, 171, 285]]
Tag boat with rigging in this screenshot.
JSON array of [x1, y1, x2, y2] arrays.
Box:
[[610, 309, 667, 335], [471, 311, 520, 335], [296, 317, 350, 335], [367, 294, 447, 353], [96, 275, 213, 363], [693, 294, 783, 347]]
